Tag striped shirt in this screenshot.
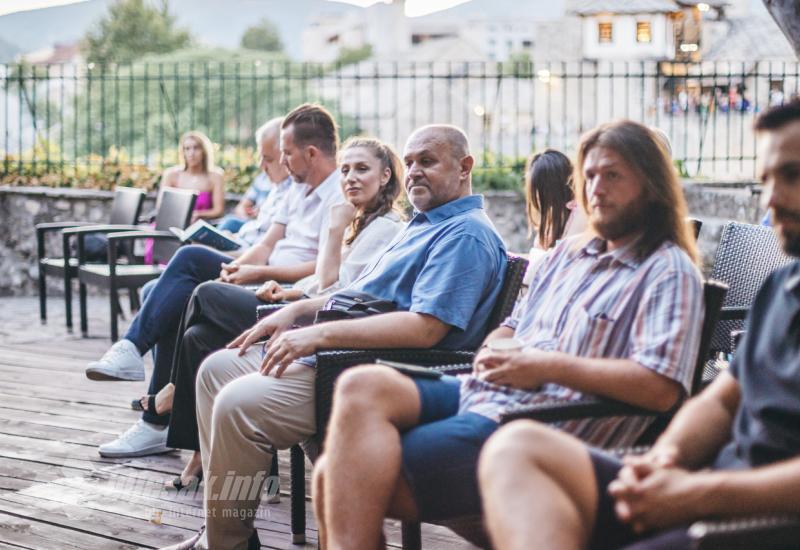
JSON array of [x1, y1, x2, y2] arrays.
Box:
[[458, 235, 704, 448]]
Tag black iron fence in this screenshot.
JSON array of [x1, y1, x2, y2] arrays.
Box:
[[2, 59, 798, 181]]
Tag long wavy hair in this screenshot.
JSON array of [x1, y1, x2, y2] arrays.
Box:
[[574, 120, 699, 264], [339, 136, 406, 245], [525, 149, 575, 249], [179, 130, 215, 173]]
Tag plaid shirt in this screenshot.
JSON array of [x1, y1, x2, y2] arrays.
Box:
[[458, 235, 704, 448]]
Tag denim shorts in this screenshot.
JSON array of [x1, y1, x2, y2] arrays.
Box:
[[401, 375, 499, 521]]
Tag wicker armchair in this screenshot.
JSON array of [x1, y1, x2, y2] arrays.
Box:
[[391, 280, 728, 550], [277, 254, 528, 544], [701, 222, 792, 386], [499, 280, 728, 439]]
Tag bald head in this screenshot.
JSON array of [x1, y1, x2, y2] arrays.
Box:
[[407, 124, 470, 160], [403, 124, 474, 211]]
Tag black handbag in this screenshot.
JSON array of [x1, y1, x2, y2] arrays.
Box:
[[314, 290, 396, 323]]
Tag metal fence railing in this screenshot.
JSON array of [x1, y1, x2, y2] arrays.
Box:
[[2, 59, 798, 180]]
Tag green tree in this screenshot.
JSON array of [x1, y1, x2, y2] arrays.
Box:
[[335, 44, 373, 66], [60, 48, 361, 166], [240, 18, 283, 52], [82, 0, 192, 64]]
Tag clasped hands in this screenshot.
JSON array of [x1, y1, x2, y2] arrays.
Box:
[[218, 262, 261, 285], [226, 306, 323, 378], [609, 447, 709, 533]]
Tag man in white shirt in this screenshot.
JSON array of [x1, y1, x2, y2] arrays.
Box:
[[84, 104, 344, 459]]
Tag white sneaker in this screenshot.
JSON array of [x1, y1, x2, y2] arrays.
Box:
[[98, 419, 171, 458], [86, 339, 145, 381]]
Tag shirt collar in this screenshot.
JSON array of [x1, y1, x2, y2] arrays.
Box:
[[272, 175, 292, 190], [310, 169, 343, 202], [413, 194, 484, 225], [581, 235, 644, 269]]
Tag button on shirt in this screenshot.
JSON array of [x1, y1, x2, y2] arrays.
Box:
[[459, 236, 704, 448], [715, 261, 800, 470], [347, 195, 507, 350], [237, 175, 293, 247], [268, 170, 344, 267]]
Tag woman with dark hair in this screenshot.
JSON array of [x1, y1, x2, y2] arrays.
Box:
[[152, 137, 406, 491], [523, 149, 586, 282]]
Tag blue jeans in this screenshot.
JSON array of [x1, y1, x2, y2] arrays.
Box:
[[125, 245, 234, 425], [217, 216, 247, 233]]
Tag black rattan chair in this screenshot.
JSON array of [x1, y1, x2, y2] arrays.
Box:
[[499, 280, 728, 431], [688, 515, 800, 549], [70, 188, 197, 341], [36, 186, 145, 331], [393, 280, 727, 550], [275, 254, 529, 544], [701, 222, 792, 385]]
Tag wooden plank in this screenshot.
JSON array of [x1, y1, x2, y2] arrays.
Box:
[[0, 297, 476, 549], [0, 511, 139, 550], [0, 493, 195, 549], [0, 380, 145, 409]]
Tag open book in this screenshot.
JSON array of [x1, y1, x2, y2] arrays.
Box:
[[170, 219, 242, 252]]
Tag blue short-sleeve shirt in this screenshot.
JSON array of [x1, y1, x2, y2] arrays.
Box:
[[347, 194, 507, 350]]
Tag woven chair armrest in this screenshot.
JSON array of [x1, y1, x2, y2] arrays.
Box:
[[719, 306, 749, 321], [256, 303, 287, 321], [689, 515, 800, 549], [433, 363, 473, 375], [316, 348, 475, 370], [62, 224, 143, 236], [500, 396, 663, 424], [107, 230, 178, 241]]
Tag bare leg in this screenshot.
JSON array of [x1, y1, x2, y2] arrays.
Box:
[[479, 421, 599, 550], [320, 365, 423, 550], [314, 449, 407, 550], [140, 382, 175, 415], [164, 450, 203, 489]]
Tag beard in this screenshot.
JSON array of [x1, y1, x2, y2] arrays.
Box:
[[590, 201, 650, 242], [773, 207, 800, 257]]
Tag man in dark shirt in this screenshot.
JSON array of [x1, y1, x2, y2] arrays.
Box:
[[477, 100, 800, 550]]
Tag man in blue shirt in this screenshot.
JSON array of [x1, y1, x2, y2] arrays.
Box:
[[164, 124, 506, 549]]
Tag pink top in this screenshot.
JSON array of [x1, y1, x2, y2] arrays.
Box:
[[194, 190, 213, 212]]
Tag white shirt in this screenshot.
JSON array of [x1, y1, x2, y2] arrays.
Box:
[[268, 169, 344, 267], [294, 211, 404, 297], [237, 176, 293, 247]]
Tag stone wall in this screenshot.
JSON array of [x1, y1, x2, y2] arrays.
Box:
[[0, 182, 765, 296], [0, 187, 238, 297]]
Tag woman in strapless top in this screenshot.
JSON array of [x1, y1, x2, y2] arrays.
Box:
[[157, 130, 225, 222], [145, 131, 226, 263]]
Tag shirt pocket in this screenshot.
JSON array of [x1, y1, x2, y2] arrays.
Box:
[[559, 306, 618, 357]]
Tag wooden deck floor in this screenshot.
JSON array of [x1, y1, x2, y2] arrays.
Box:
[[0, 296, 474, 549]]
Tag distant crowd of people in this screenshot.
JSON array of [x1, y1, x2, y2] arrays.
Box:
[[80, 98, 800, 550]]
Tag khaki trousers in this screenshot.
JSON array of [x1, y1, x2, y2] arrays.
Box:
[[194, 348, 316, 549]]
